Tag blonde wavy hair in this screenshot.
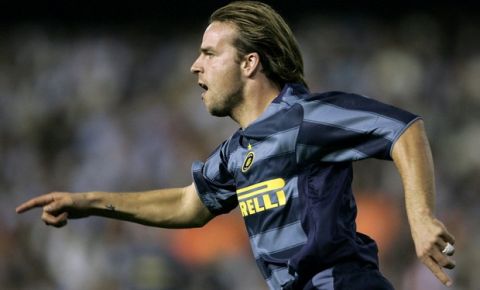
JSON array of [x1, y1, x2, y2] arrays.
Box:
[[210, 1, 308, 88]]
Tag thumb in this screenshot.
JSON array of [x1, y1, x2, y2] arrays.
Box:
[[43, 201, 65, 213]]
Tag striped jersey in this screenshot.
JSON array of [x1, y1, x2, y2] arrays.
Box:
[[192, 83, 419, 290]]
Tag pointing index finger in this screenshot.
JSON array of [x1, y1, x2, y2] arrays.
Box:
[[16, 194, 54, 214]]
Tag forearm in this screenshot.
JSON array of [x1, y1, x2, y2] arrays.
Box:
[[391, 119, 456, 285], [62, 184, 212, 228], [392, 119, 436, 223]]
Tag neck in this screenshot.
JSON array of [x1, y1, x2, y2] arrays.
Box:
[[231, 80, 281, 128]]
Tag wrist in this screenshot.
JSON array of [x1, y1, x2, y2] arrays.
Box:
[[83, 191, 121, 217], [78, 191, 103, 212], [407, 205, 434, 223]]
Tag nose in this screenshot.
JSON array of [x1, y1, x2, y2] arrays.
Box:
[[190, 56, 202, 74]]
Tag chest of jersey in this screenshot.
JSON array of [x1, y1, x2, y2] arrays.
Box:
[[227, 129, 300, 222]]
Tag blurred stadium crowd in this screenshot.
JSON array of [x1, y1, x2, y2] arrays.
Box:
[[1, 3, 479, 290]]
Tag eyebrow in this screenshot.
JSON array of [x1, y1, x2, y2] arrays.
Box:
[[200, 47, 215, 54]]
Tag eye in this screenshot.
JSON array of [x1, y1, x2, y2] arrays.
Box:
[[199, 48, 215, 59]]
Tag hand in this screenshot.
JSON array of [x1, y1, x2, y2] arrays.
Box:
[[410, 216, 456, 287], [16, 192, 90, 227]]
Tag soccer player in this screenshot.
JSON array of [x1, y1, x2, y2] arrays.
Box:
[[16, 2, 456, 289]]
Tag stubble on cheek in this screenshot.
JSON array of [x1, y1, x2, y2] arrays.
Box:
[[206, 58, 244, 117], [206, 90, 239, 117]]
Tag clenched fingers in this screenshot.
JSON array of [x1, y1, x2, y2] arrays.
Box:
[[42, 211, 69, 228], [439, 228, 456, 249], [434, 229, 456, 267], [431, 243, 456, 269], [437, 239, 455, 256]]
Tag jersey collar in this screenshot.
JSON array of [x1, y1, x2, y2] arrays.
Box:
[[239, 83, 309, 140]]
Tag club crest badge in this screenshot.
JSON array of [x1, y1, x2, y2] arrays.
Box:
[[242, 144, 255, 173]]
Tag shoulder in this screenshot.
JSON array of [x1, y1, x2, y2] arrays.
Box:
[[302, 91, 369, 106], [301, 91, 412, 116], [298, 91, 359, 119]]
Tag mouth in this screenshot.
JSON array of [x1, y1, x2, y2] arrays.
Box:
[[198, 82, 208, 99], [198, 82, 208, 91]]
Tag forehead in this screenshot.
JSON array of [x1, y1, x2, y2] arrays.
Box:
[[201, 21, 238, 49]]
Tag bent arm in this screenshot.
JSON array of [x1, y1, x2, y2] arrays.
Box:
[[392, 119, 455, 286], [16, 183, 214, 229]]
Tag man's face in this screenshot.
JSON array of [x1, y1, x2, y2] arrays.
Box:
[[191, 21, 245, 117]]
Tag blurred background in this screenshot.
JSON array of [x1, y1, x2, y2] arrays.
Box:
[[1, 1, 479, 289]]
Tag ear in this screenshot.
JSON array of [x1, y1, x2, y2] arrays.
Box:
[[241, 52, 261, 78]]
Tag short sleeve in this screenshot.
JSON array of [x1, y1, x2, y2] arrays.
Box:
[[297, 92, 421, 162], [192, 142, 238, 216]]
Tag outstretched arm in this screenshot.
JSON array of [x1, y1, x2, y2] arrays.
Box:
[[392, 119, 456, 287], [16, 183, 214, 229]]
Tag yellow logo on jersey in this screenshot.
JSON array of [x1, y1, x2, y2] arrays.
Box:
[[236, 178, 286, 217], [242, 151, 255, 172], [242, 144, 255, 173]]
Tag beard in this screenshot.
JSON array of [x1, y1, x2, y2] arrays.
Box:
[[208, 85, 245, 118]]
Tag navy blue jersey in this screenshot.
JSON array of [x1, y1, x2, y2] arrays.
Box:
[[192, 84, 419, 289]]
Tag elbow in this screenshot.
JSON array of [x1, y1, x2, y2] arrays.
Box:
[[188, 211, 213, 228], [180, 183, 214, 228], [190, 220, 208, 228]]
